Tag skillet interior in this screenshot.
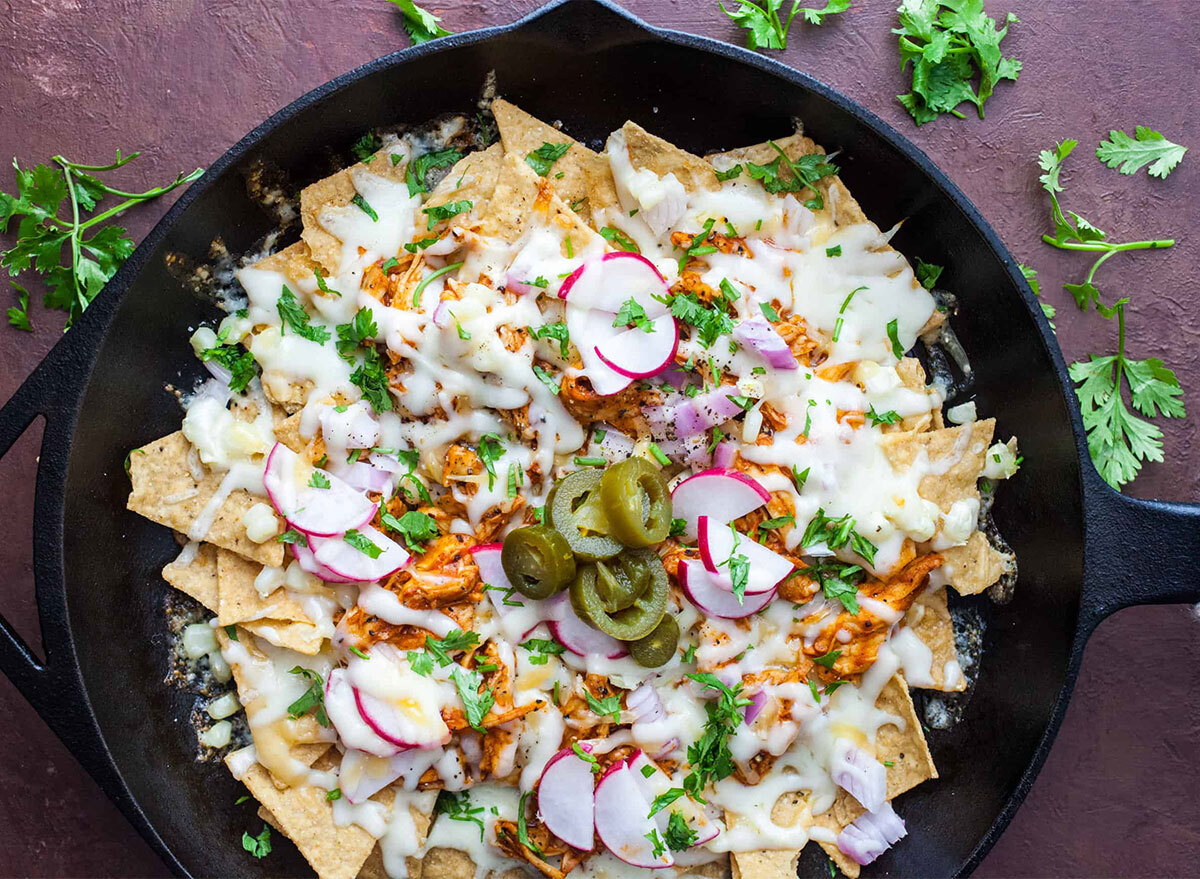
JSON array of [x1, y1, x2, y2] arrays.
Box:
[[62, 4, 1083, 875]]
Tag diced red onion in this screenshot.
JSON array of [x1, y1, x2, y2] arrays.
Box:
[[712, 441, 736, 469], [651, 738, 680, 760], [334, 461, 394, 494], [837, 801, 907, 866], [742, 690, 767, 725], [831, 740, 887, 813], [593, 426, 635, 463], [734, 318, 798, 370], [367, 452, 401, 473], [626, 684, 665, 724], [203, 359, 233, 386], [504, 272, 539, 296], [662, 366, 690, 391]]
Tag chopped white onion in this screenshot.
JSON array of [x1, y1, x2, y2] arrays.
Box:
[[199, 720, 232, 748], [182, 623, 218, 659], [207, 692, 241, 720]]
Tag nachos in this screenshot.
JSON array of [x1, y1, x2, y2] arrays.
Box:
[[128, 99, 1019, 879]]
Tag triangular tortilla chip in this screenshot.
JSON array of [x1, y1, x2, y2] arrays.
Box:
[[476, 152, 599, 247], [491, 99, 610, 224], [216, 548, 311, 626], [253, 240, 323, 286], [621, 120, 720, 197], [939, 529, 1011, 596], [425, 142, 504, 212], [243, 618, 325, 656], [880, 419, 995, 513], [161, 542, 219, 612], [231, 757, 386, 879], [355, 793, 438, 879], [127, 432, 283, 567], [905, 587, 966, 691]]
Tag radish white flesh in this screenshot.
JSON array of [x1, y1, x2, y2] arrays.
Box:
[[324, 669, 401, 758], [559, 252, 669, 316], [310, 524, 409, 582], [697, 517, 794, 593], [470, 543, 551, 640], [670, 468, 769, 539], [678, 559, 776, 618], [627, 752, 718, 846], [548, 593, 627, 659], [594, 762, 674, 868], [593, 314, 678, 379], [263, 443, 377, 537], [353, 685, 446, 750], [568, 307, 633, 396], [290, 541, 355, 584], [537, 746, 597, 851]]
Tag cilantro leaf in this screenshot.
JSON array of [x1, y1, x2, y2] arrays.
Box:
[[720, 0, 801, 50], [422, 200, 472, 230], [384, 0, 452, 45], [287, 667, 329, 726], [600, 225, 640, 253], [477, 434, 504, 490], [663, 809, 699, 851], [276, 286, 330, 344], [242, 825, 272, 859], [344, 528, 383, 559], [351, 347, 392, 413], [665, 290, 734, 348], [530, 321, 570, 358], [585, 691, 622, 722], [352, 132, 382, 163], [382, 510, 439, 552], [405, 148, 462, 197], [802, 0, 850, 26], [913, 256, 943, 289], [867, 406, 900, 426], [434, 791, 485, 841], [450, 666, 495, 732], [613, 296, 655, 333], [335, 307, 379, 361], [425, 629, 480, 667], [200, 343, 258, 393], [6, 283, 31, 331], [525, 142, 571, 177], [1096, 126, 1187, 180], [893, 0, 1022, 126]]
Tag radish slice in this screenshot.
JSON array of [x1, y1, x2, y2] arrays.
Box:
[[698, 517, 794, 593], [678, 559, 776, 618], [263, 443, 377, 538], [594, 762, 674, 868], [537, 745, 597, 851], [348, 649, 451, 749], [559, 252, 669, 316], [289, 541, 355, 584], [627, 752, 718, 846], [324, 669, 402, 758], [594, 314, 679, 379], [570, 307, 633, 396], [310, 524, 409, 582], [670, 469, 769, 539], [548, 593, 627, 659]]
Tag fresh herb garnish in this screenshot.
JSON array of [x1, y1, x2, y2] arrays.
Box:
[[813, 648, 842, 669], [276, 529, 306, 545], [525, 142, 571, 177], [600, 225, 640, 252], [434, 790, 485, 841], [516, 790, 542, 855], [405, 236, 440, 253], [350, 346, 392, 413], [800, 508, 877, 566], [1096, 126, 1187, 179], [715, 163, 743, 182], [676, 218, 717, 271], [477, 433, 504, 490], [351, 193, 378, 221], [664, 809, 700, 851], [287, 667, 329, 726], [648, 787, 686, 818], [532, 363, 561, 395], [613, 296, 655, 332], [313, 266, 341, 298], [343, 528, 383, 559], [451, 666, 495, 732], [200, 343, 258, 393], [425, 629, 480, 667], [276, 286, 330, 344], [422, 200, 472, 230], [663, 290, 734, 347], [405, 148, 462, 196], [759, 300, 781, 323], [800, 558, 863, 614], [585, 691, 622, 722], [530, 321, 570, 358], [519, 638, 565, 665], [382, 510, 439, 552], [351, 133, 382, 163], [867, 406, 900, 426], [0, 150, 201, 329], [826, 245, 842, 258], [831, 285, 867, 343], [913, 257, 943, 290], [886, 318, 904, 359], [384, 0, 452, 45], [242, 825, 272, 859], [572, 741, 602, 773], [307, 470, 331, 489], [893, 0, 1022, 126], [683, 673, 752, 800], [411, 261, 463, 309], [720, 0, 848, 51]]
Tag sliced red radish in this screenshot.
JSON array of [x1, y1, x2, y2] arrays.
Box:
[[263, 443, 377, 537], [594, 761, 674, 868], [324, 668, 402, 757], [678, 559, 776, 618], [670, 468, 769, 539], [537, 745, 597, 851], [698, 517, 794, 593], [290, 540, 354, 584], [348, 648, 451, 749], [548, 593, 627, 659], [558, 252, 669, 317], [309, 524, 409, 582], [594, 314, 678, 379], [353, 686, 449, 750], [569, 307, 633, 396], [627, 751, 718, 846]]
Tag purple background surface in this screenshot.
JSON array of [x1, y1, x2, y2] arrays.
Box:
[[1, 0, 1198, 875]]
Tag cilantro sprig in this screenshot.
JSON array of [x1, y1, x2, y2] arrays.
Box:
[[1070, 299, 1185, 490], [1096, 126, 1187, 180], [1038, 139, 1176, 313], [893, 0, 1022, 126], [1, 150, 202, 329], [720, 0, 849, 50], [384, 0, 452, 45]]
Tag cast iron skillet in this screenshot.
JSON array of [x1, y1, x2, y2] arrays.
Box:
[[1, 1, 1197, 876]]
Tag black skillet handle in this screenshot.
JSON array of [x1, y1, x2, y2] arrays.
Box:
[[0, 329, 90, 720], [1080, 465, 1200, 634]]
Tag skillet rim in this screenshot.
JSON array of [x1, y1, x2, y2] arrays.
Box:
[[0, 0, 1103, 875]]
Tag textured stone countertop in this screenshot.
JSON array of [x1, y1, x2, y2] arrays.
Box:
[[0, 0, 1197, 875]]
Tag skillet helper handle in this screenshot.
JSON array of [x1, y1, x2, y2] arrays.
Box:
[[0, 335, 83, 716], [1081, 468, 1200, 633]]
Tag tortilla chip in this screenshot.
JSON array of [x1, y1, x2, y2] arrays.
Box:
[[491, 99, 608, 224], [905, 588, 966, 692], [274, 411, 310, 455], [621, 121, 720, 197], [939, 529, 1010, 596], [881, 419, 995, 513], [477, 152, 599, 247], [300, 146, 409, 273], [894, 357, 941, 433], [243, 618, 325, 656], [216, 549, 310, 625], [161, 542, 218, 612], [252, 240, 323, 286], [425, 142, 504, 211], [232, 758, 384, 879], [127, 432, 283, 567], [355, 796, 437, 879]]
